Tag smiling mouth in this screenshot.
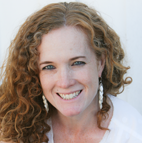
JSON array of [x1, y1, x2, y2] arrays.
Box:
[[57, 90, 82, 100]]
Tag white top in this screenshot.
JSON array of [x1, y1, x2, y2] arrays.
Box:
[[46, 95, 142, 143]]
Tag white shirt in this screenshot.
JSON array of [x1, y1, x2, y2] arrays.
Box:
[[46, 95, 142, 143]]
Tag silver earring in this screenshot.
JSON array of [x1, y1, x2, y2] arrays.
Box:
[[99, 79, 103, 110], [42, 95, 49, 112]]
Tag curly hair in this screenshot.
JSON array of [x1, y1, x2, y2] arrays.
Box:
[[0, 2, 132, 142]]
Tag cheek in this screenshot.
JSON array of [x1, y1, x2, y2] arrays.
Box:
[[77, 67, 99, 88], [39, 73, 53, 92]]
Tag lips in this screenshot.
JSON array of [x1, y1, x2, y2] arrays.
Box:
[[57, 90, 82, 100]]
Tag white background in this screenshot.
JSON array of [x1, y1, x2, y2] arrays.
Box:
[[0, 0, 142, 115]]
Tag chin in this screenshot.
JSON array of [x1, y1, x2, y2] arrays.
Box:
[[60, 108, 82, 117]]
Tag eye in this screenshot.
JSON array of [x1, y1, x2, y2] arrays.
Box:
[[42, 65, 55, 70], [72, 61, 86, 66]]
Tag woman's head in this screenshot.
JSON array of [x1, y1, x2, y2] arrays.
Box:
[[38, 26, 105, 117], [0, 2, 131, 142]]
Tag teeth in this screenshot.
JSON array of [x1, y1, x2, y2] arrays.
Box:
[[73, 92, 75, 97], [69, 94, 72, 99], [58, 90, 81, 100]]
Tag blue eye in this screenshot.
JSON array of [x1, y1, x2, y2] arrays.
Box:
[[72, 61, 86, 66], [42, 65, 55, 70]]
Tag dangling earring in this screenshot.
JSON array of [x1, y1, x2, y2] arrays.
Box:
[[42, 95, 49, 112], [99, 78, 103, 110]]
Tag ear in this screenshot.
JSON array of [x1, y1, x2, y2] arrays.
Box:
[[98, 55, 105, 77]]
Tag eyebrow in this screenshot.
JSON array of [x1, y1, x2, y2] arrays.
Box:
[[70, 56, 86, 61], [39, 56, 86, 65]]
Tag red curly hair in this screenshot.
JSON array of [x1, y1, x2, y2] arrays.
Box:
[[0, 2, 131, 142]]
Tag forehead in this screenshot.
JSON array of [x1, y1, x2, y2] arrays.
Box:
[[38, 26, 93, 61]]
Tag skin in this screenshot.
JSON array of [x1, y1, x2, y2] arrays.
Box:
[[38, 26, 112, 142]]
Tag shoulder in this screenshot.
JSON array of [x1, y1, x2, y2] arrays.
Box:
[[109, 94, 142, 119], [107, 95, 142, 142]]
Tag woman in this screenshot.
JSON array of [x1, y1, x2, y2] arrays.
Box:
[[0, 2, 142, 143]]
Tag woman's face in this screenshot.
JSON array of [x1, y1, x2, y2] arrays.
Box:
[[38, 26, 105, 117]]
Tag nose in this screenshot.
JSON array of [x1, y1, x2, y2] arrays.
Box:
[[56, 66, 76, 88]]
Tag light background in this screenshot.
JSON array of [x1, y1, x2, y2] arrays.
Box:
[[0, 0, 142, 115]]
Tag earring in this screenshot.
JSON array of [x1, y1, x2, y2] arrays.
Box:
[[42, 95, 49, 113], [99, 79, 103, 110]]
